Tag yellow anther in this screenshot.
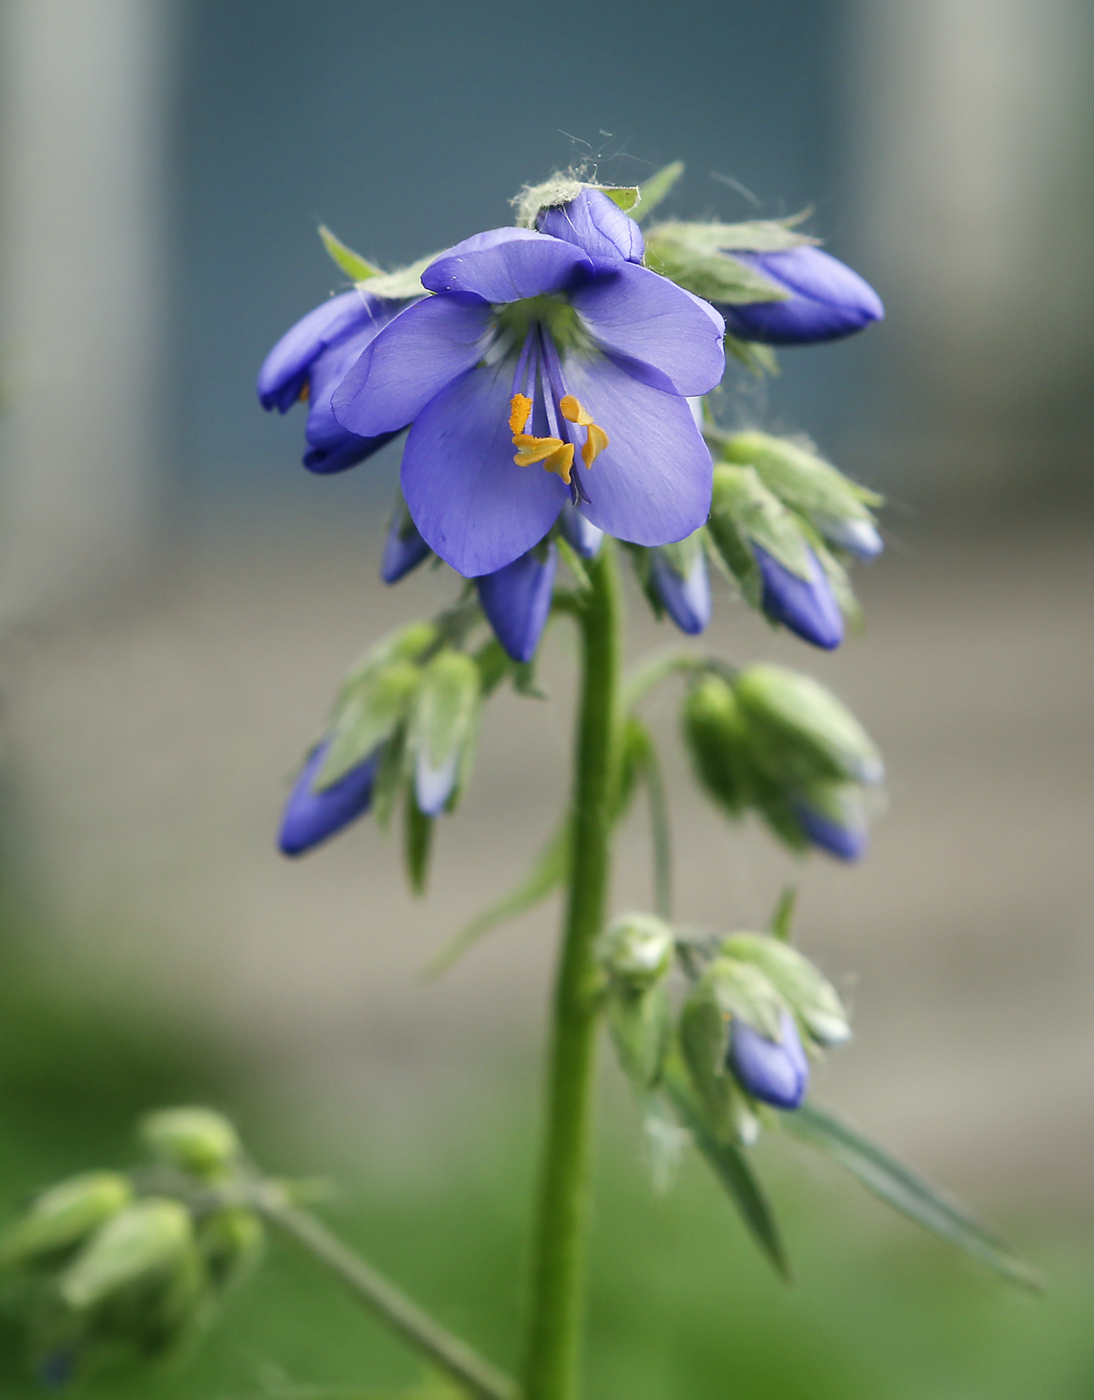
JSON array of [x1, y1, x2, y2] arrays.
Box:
[[298, 381, 310, 403], [509, 393, 533, 435], [560, 394, 593, 426], [513, 434, 575, 485]]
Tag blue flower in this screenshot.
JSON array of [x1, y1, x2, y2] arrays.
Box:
[[753, 544, 844, 650], [381, 506, 433, 584], [258, 288, 416, 474], [649, 546, 711, 635], [279, 740, 380, 856], [536, 188, 645, 264], [331, 227, 725, 577], [477, 543, 558, 664], [720, 246, 883, 346], [727, 1010, 810, 1109]]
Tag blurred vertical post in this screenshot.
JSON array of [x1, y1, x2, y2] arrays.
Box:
[[0, 0, 178, 621], [849, 0, 1094, 490]]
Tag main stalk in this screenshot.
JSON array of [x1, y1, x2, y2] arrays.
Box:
[[522, 544, 623, 1400]]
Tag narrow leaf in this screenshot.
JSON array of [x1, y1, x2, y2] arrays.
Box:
[[318, 224, 382, 281], [422, 822, 569, 979], [769, 886, 797, 942], [783, 1104, 1043, 1291], [404, 790, 434, 896], [635, 161, 685, 221], [668, 1081, 792, 1280]]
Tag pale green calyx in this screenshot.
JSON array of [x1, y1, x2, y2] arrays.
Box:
[[361, 252, 439, 301], [411, 650, 481, 773], [318, 224, 382, 281], [512, 173, 640, 229], [140, 1106, 241, 1176], [0, 1171, 134, 1268], [707, 463, 816, 598], [721, 933, 850, 1046], [722, 430, 882, 523], [59, 1197, 194, 1310], [597, 913, 674, 990]]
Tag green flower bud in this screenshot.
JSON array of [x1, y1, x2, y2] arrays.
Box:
[[195, 1206, 264, 1292], [140, 1107, 240, 1177], [721, 933, 850, 1046], [59, 1198, 194, 1311], [722, 431, 881, 537], [409, 649, 481, 816], [681, 674, 754, 817], [597, 913, 674, 990], [708, 463, 815, 598], [734, 663, 883, 786], [0, 1172, 133, 1269]]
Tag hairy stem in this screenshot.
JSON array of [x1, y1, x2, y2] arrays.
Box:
[[522, 543, 623, 1400], [258, 1190, 517, 1400]]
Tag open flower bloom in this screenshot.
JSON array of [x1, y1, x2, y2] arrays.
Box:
[[649, 546, 711, 636], [278, 740, 380, 856], [754, 544, 844, 650], [258, 288, 416, 474], [719, 246, 883, 346], [477, 543, 558, 664], [728, 1010, 810, 1109], [331, 227, 725, 577]]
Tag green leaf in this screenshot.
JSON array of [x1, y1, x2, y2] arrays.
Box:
[[769, 886, 797, 942], [645, 228, 789, 305], [600, 185, 640, 213], [667, 1076, 792, 1280], [422, 821, 569, 978], [361, 253, 437, 300], [634, 161, 685, 221], [403, 789, 434, 896], [782, 1104, 1044, 1291], [318, 224, 382, 281]]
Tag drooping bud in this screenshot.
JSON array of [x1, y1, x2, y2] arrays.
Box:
[[721, 933, 850, 1046], [753, 543, 844, 650], [727, 1010, 810, 1109], [140, 1107, 241, 1178], [792, 782, 870, 862], [597, 913, 675, 992], [0, 1172, 133, 1269], [195, 1206, 264, 1292], [558, 501, 603, 559], [648, 539, 711, 636], [381, 498, 432, 583], [476, 543, 557, 664], [58, 1198, 194, 1311], [537, 187, 645, 264], [278, 738, 381, 855], [410, 650, 481, 816], [681, 674, 753, 818], [717, 245, 883, 346]]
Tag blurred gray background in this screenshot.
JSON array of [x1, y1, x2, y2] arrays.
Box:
[[0, 0, 1092, 1368]]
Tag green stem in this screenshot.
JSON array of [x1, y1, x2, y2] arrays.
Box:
[[258, 1190, 517, 1400], [522, 543, 623, 1400]]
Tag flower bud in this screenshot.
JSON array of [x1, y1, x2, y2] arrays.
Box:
[[558, 501, 603, 559], [196, 1206, 264, 1292], [58, 1199, 194, 1311], [792, 782, 869, 862], [381, 500, 432, 583], [681, 674, 753, 818], [717, 246, 883, 346], [140, 1107, 241, 1177], [279, 738, 381, 856], [753, 543, 844, 650], [537, 186, 645, 264], [649, 543, 711, 636], [410, 650, 481, 816], [0, 1172, 133, 1269], [721, 933, 850, 1046], [597, 913, 674, 991], [476, 543, 557, 664], [734, 664, 883, 786], [727, 1010, 810, 1109]]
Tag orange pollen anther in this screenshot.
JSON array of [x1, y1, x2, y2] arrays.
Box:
[[509, 393, 533, 435], [298, 380, 311, 403], [560, 395, 608, 469], [513, 434, 576, 485]]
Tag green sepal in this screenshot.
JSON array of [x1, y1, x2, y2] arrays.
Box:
[[473, 637, 511, 697], [371, 722, 410, 831], [634, 161, 685, 221], [410, 650, 481, 780], [318, 224, 382, 282], [709, 464, 815, 584], [423, 820, 569, 978], [677, 989, 735, 1138], [723, 430, 882, 520], [58, 1198, 195, 1311], [195, 1206, 264, 1294], [513, 175, 585, 228], [645, 226, 789, 304], [724, 333, 781, 377], [607, 984, 671, 1090], [359, 252, 437, 300], [721, 933, 850, 1046], [702, 956, 787, 1040], [734, 663, 883, 786], [782, 1104, 1044, 1292], [658, 217, 815, 255], [140, 1107, 241, 1178], [555, 535, 592, 593], [318, 660, 422, 789], [404, 788, 434, 896], [0, 1172, 134, 1270], [681, 673, 754, 818], [600, 185, 641, 213]]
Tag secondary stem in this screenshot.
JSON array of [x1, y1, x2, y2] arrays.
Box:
[[522, 543, 623, 1400], [258, 1190, 517, 1400]]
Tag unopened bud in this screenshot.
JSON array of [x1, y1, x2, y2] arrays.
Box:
[[598, 913, 674, 990], [196, 1206, 265, 1291], [721, 933, 850, 1046], [0, 1172, 133, 1269], [681, 674, 753, 817], [59, 1198, 194, 1310], [140, 1107, 240, 1177], [411, 649, 482, 816]]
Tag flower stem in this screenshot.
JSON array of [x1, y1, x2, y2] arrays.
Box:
[[522, 543, 623, 1400], [257, 1189, 517, 1400]]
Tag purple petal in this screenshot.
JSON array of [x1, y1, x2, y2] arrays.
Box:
[[754, 545, 844, 650], [557, 356, 713, 547], [570, 262, 725, 396], [721, 247, 884, 345], [794, 802, 868, 861], [728, 1011, 810, 1109], [650, 548, 711, 635], [538, 189, 645, 264], [279, 741, 379, 856], [476, 544, 557, 664], [558, 501, 603, 559], [401, 361, 567, 577], [332, 292, 493, 438], [258, 289, 379, 412], [381, 510, 432, 584], [421, 228, 593, 302], [301, 323, 402, 473]]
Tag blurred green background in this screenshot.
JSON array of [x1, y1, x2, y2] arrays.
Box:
[[1, 0, 1093, 1395]]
